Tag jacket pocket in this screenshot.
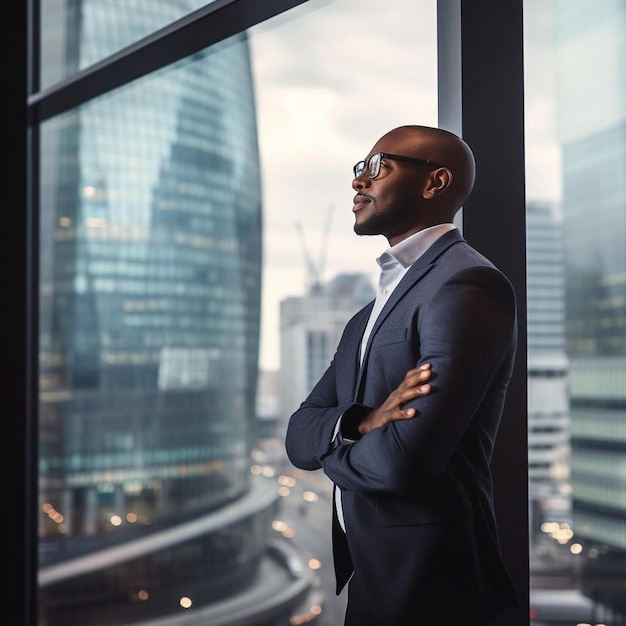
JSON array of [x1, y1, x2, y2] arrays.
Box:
[[370, 327, 407, 347]]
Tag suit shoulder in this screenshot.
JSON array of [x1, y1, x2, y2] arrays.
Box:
[[441, 242, 513, 284], [425, 247, 516, 312]]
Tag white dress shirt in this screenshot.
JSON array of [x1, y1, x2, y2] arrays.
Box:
[[334, 223, 457, 532]]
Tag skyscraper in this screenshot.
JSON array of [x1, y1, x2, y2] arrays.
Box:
[[556, 0, 626, 619], [526, 201, 571, 537], [279, 273, 376, 423], [37, 4, 309, 624]]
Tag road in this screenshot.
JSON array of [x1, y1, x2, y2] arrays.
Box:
[[271, 458, 348, 626]]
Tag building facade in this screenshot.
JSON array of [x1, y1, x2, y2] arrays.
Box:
[[279, 274, 376, 423], [526, 201, 571, 539], [556, 0, 626, 620], [37, 2, 309, 624]]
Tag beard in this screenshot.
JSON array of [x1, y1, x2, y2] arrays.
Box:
[[353, 203, 406, 237]]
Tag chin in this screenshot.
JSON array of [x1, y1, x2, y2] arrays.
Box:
[[354, 219, 382, 237]]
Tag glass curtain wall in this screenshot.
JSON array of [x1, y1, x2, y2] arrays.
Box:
[[35, 1, 437, 624], [524, 1, 626, 624], [39, 0, 221, 89], [38, 31, 275, 626]]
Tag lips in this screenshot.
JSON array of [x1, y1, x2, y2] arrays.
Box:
[[353, 194, 372, 212]]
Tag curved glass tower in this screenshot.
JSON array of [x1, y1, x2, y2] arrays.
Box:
[[37, 3, 308, 624]]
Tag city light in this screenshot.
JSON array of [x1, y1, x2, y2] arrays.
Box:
[[289, 603, 323, 625], [271, 520, 296, 538], [540, 521, 574, 544], [278, 475, 297, 487], [42, 503, 64, 524], [179, 597, 192, 609]]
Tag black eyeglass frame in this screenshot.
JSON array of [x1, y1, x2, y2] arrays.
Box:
[[353, 152, 445, 179]]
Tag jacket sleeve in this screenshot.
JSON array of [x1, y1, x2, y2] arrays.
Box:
[[318, 265, 517, 495]]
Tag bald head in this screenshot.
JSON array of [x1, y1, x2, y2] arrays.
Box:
[[352, 125, 478, 244], [375, 125, 476, 213]]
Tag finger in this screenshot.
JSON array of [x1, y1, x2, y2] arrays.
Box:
[[403, 364, 431, 380], [388, 372, 432, 407], [400, 368, 432, 389], [390, 407, 416, 421], [403, 366, 432, 385], [396, 384, 431, 404]]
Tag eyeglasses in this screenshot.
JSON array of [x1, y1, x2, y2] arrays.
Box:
[[353, 152, 444, 180]]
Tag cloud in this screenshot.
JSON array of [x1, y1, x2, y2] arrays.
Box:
[[249, 0, 562, 368], [249, 0, 438, 368]]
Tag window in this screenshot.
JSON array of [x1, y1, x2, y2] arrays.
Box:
[[16, 2, 534, 625], [525, 0, 626, 623], [34, 1, 438, 624]]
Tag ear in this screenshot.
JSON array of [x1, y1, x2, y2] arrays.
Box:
[[423, 168, 453, 199]]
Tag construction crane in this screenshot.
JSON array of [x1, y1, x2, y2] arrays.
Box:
[[295, 203, 335, 294]]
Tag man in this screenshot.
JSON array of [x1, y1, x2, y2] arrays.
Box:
[[285, 125, 519, 625]]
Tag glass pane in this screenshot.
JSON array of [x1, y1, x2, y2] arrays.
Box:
[[37, 0, 437, 624], [251, 2, 436, 622], [524, 0, 626, 623], [38, 31, 270, 626], [39, 0, 220, 91]]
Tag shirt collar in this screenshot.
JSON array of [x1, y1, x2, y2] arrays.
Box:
[[376, 223, 457, 270]]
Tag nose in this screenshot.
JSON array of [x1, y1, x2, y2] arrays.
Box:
[[352, 172, 371, 191]]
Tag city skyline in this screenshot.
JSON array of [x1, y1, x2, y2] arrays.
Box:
[[26, 0, 625, 624]]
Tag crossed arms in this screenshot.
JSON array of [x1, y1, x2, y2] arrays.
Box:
[[285, 265, 517, 495]]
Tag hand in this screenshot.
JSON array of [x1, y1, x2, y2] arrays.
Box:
[[358, 364, 432, 435]]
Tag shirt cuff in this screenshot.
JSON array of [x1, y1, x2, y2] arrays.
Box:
[[332, 404, 372, 443]]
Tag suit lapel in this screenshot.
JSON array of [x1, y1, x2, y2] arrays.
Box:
[[346, 301, 374, 400], [354, 229, 465, 400]]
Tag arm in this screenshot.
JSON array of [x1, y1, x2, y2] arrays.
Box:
[[285, 356, 432, 469], [284, 357, 347, 471], [340, 364, 432, 438], [320, 265, 517, 494]]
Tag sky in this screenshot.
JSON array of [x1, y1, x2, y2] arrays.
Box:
[[248, 0, 561, 370]]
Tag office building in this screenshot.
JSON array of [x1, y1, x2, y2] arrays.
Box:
[[526, 201, 571, 536], [556, 0, 626, 620], [37, 5, 309, 624], [279, 273, 376, 422]]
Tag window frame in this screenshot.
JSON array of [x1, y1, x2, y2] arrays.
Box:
[[437, 2, 529, 623], [7, 1, 529, 624]]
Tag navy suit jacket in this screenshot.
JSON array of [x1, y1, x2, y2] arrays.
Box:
[[285, 229, 519, 624]]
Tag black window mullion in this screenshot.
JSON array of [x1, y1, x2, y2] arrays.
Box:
[[28, 0, 309, 123], [437, 1, 529, 624], [2, 3, 31, 626]]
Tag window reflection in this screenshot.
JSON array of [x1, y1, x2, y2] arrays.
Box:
[[38, 31, 283, 625], [37, 0, 437, 624], [525, 0, 626, 623], [39, 0, 220, 90]]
